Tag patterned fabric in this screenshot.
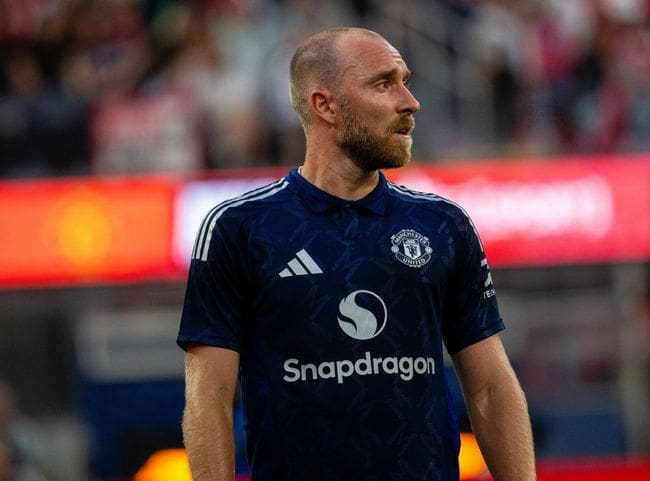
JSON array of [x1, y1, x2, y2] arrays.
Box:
[[178, 168, 505, 481]]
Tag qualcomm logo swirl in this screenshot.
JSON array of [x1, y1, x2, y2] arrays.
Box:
[[282, 289, 436, 384], [337, 290, 387, 340]]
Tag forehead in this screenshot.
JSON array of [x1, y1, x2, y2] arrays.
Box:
[[338, 34, 409, 80]]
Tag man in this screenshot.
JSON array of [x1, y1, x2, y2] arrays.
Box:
[[178, 27, 536, 481]]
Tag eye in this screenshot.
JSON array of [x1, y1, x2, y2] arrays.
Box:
[[375, 80, 390, 90], [403, 78, 412, 88]]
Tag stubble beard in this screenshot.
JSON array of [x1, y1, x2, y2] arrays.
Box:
[[336, 98, 415, 172]]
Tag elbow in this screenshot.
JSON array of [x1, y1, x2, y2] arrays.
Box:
[[467, 376, 529, 422], [182, 390, 234, 438]]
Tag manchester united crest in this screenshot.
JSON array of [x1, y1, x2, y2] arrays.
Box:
[[390, 229, 433, 268]]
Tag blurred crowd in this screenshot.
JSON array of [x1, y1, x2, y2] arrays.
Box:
[[0, 0, 649, 179]]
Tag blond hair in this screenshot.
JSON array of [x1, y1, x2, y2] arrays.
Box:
[[289, 27, 384, 131]]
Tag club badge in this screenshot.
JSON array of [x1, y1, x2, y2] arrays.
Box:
[[391, 229, 433, 268]]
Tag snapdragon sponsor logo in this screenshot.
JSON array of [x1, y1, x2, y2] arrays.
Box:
[[282, 290, 435, 384], [282, 351, 435, 384], [337, 290, 387, 340]]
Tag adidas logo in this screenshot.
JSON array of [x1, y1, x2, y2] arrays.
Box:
[[279, 249, 323, 278]]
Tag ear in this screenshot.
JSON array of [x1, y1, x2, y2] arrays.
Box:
[[310, 88, 337, 126]]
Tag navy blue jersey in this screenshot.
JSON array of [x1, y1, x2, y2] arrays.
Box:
[[178, 168, 504, 481]]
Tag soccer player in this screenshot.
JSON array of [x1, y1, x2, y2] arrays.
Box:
[[178, 27, 536, 481]]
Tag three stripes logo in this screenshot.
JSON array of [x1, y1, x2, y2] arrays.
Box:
[[279, 249, 323, 278]]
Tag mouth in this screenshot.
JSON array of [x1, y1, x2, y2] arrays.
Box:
[[393, 127, 413, 139], [393, 118, 415, 136]]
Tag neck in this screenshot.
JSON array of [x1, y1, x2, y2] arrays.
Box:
[[299, 153, 379, 201]]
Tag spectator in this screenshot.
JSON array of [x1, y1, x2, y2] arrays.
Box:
[[0, 39, 89, 178], [1, 0, 650, 178], [145, 0, 265, 169]]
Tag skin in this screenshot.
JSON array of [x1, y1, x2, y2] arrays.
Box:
[[182, 29, 536, 481], [300, 31, 420, 200], [183, 344, 239, 481], [453, 335, 537, 481]]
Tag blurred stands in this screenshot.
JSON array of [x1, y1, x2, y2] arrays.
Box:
[[0, 2, 649, 481], [1, 0, 650, 178]]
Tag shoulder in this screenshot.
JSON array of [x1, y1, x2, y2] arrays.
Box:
[[206, 177, 292, 225], [386, 180, 473, 226], [386, 180, 483, 247], [192, 177, 291, 261]]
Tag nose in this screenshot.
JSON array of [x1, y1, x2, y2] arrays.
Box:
[[399, 84, 420, 114]]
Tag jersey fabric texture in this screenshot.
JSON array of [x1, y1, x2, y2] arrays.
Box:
[[177, 168, 505, 481]]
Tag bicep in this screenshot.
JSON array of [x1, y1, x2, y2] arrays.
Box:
[[184, 344, 240, 410], [442, 211, 504, 355]]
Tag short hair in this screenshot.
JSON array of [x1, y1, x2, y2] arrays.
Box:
[[289, 27, 384, 131]]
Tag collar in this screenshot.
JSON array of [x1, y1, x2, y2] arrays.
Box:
[[287, 168, 388, 215]]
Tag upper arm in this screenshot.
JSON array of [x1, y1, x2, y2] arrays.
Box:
[[451, 334, 517, 400], [442, 207, 504, 355], [184, 344, 240, 410], [177, 214, 247, 352]]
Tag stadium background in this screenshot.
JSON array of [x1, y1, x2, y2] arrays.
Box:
[[0, 0, 649, 480]]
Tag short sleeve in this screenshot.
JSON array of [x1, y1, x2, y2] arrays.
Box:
[[442, 211, 504, 355], [177, 215, 247, 352]]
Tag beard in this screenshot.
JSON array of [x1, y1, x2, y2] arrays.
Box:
[[336, 98, 415, 171]]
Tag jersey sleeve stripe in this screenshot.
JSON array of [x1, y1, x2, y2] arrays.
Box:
[[387, 182, 485, 252], [191, 178, 287, 260], [195, 179, 289, 261]]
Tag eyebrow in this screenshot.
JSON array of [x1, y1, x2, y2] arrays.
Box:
[[366, 67, 412, 84]]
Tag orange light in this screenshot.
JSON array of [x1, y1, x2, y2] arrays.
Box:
[[135, 435, 487, 481], [45, 190, 122, 274], [0, 177, 177, 287], [459, 432, 488, 480], [133, 448, 191, 481]]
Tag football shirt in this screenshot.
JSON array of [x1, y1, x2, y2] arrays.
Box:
[[178, 168, 504, 481]]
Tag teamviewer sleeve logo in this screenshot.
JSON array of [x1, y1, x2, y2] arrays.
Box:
[[337, 290, 388, 340]]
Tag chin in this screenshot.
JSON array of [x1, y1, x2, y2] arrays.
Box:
[[382, 156, 411, 170], [345, 137, 413, 171], [368, 152, 411, 170]]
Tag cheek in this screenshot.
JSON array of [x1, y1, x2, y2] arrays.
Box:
[[364, 110, 393, 135], [349, 94, 392, 120], [366, 102, 392, 122]]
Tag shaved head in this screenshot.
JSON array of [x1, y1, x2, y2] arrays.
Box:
[[289, 27, 386, 131]]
